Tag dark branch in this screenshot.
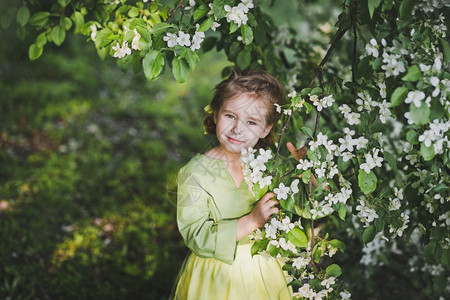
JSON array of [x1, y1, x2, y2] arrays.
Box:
[[166, 0, 184, 23]]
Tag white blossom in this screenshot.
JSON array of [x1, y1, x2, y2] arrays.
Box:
[[292, 256, 310, 269], [112, 41, 132, 58], [274, 183, 290, 200], [224, 4, 248, 27], [346, 112, 361, 125], [177, 31, 191, 47], [132, 28, 141, 50], [163, 32, 178, 48], [90, 24, 97, 41], [365, 38, 379, 57], [405, 90, 426, 107]]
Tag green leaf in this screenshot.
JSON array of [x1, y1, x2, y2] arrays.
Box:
[[251, 240, 261, 256], [374, 217, 385, 232], [128, 7, 140, 18], [142, 50, 165, 80], [307, 149, 318, 161], [287, 227, 308, 248], [390, 87, 408, 107], [433, 276, 446, 294], [440, 38, 450, 64], [406, 130, 419, 145], [300, 88, 311, 96], [213, 0, 228, 19], [94, 28, 114, 48], [409, 102, 430, 126], [337, 203, 346, 221], [198, 16, 214, 32], [337, 156, 351, 172], [58, 0, 71, 7], [269, 244, 279, 257], [368, 0, 381, 19], [442, 248, 450, 267], [29, 12, 51, 27], [329, 239, 346, 252], [372, 57, 383, 70], [420, 143, 435, 161], [253, 182, 268, 200], [310, 87, 323, 95], [399, 0, 419, 20], [193, 5, 209, 22], [182, 49, 200, 70], [402, 65, 421, 82], [241, 24, 253, 45], [236, 47, 251, 69], [149, 22, 174, 35], [325, 264, 342, 277], [17, 6, 30, 27], [300, 126, 313, 139], [36, 32, 47, 48], [312, 244, 322, 263], [383, 151, 398, 171], [28, 43, 43, 60], [304, 102, 313, 114], [358, 169, 377, 195], [72, 11, 84, 34], [229, 21, 239, 34], [424, 241, 437, 262], [301, 169, 311, 184], [51, 25, 66, 46], [362, 225, 376, 245], [60, 17, 72, 31], [172, 57, 190, 83]]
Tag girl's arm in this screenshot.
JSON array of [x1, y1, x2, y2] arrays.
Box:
[[236, 192, 278, 241]]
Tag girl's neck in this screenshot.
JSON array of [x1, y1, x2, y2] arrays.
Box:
[[205, 146, 241, 166]]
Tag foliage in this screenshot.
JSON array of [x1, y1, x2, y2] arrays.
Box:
[[5, 0, 450, 298], [0, 17, 230, 298]]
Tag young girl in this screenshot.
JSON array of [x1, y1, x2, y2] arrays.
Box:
[[172, 70, 292, 299]]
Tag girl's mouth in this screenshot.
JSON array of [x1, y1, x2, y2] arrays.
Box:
[[227, 136, 243, 144]]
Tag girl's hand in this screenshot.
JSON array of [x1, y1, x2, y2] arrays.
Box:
[[286, 141, 307, 161], [249, 192, 279, 228]]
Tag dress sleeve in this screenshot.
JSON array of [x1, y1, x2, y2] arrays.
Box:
[[176, 167, 238, 265]]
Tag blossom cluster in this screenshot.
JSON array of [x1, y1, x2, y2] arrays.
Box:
[[241, 147, 273, 190], [294, 133, 354, 219], [107, 27, 142, 58], [310, 94, 335, 111], [355, 196, 379, 227], [224, 0, 254, 27], [359, 148, 384, 174], [418, 119, 450, 154], [163, 24, 206, 51]]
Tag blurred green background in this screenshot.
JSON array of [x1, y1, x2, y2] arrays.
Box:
[[0, 5, 233, 297]]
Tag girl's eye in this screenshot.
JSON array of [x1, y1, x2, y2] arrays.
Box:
[[248, 121, 257, 126], [225, 114, 235, 119]]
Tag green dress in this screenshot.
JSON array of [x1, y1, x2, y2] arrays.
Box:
[[173, 154, 292, 300]]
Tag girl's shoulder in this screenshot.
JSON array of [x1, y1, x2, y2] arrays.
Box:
[[178, 153, 219, 177]]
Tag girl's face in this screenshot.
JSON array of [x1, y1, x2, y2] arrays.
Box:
[[214, 93, 273, 158]]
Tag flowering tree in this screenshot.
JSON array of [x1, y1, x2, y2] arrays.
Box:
[[17, 0, 449, 298]]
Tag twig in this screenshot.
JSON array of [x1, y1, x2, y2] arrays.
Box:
[[166, 0, 184, 23], [308, 23, 351, 87], [351, 1, 358, 91]]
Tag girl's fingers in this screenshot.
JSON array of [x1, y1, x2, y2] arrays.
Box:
[[270, 207, 279, 215], [286, 141, 298, 159], [261, 192, 275, 202]]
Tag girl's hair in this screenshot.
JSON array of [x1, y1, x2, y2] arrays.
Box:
[[204, 70, 285, 149]]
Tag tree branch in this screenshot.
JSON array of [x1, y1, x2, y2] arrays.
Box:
[[166, 0, 184, 23]]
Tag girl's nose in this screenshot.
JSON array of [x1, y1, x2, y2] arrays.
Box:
[[231, 119, 244, 135]]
